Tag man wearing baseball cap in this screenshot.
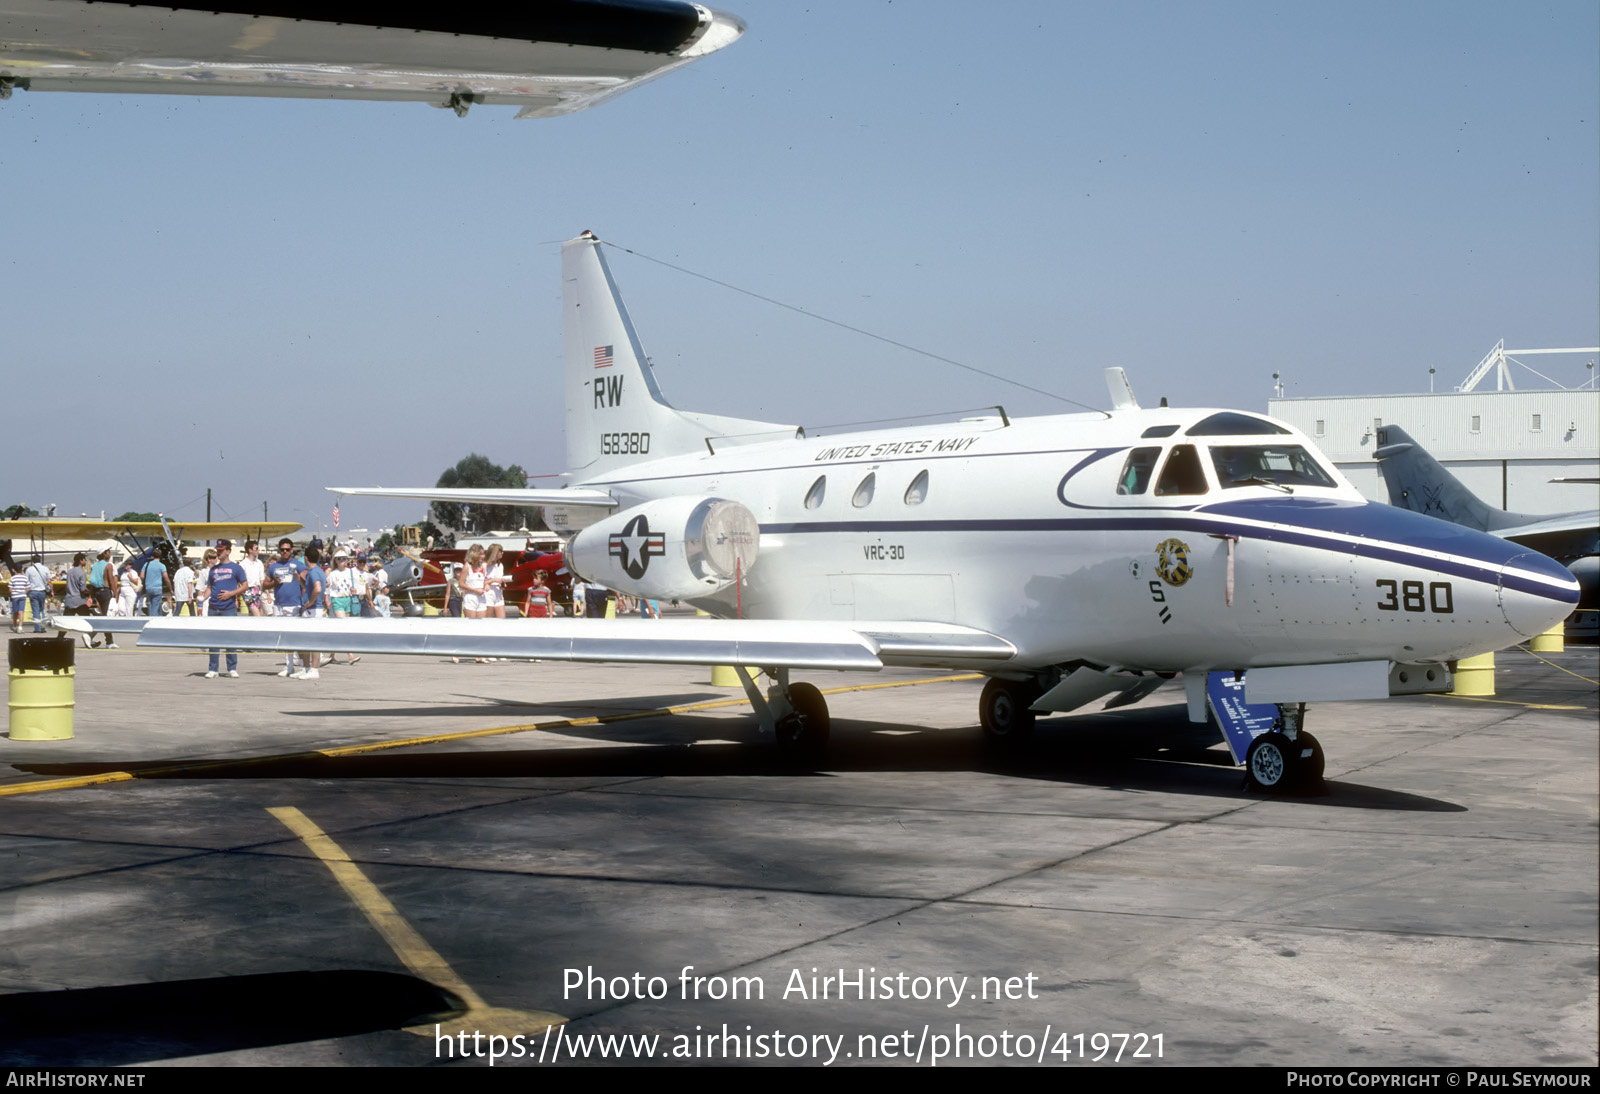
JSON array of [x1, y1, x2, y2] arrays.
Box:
[[201, 539, 248, 678]]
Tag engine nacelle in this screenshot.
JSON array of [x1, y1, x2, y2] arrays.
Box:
[[382, 556, 424, 593], [565, 496, 760, 600]]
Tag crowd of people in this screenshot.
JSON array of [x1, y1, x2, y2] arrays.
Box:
[[9, 535, 666, 677]]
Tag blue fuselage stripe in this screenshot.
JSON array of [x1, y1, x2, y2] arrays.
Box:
[[758, 515, 1574, 603]]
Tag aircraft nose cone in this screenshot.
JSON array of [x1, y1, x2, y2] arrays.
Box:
[[1498, 551, 1581, 638]]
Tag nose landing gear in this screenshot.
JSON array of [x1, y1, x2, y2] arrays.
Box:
[[1244, 703, 1325, 794]]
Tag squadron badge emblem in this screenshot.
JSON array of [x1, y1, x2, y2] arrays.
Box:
[[1155, 538, 1193, 587]]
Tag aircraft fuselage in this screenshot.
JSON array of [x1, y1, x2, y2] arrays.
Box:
[[569, 407, 1578, 674]]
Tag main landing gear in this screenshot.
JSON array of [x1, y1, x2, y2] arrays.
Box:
[[1244, 703, 1325, 794], [775, 681, 830, 757], [735, 668, 830, 761], [979, 677, 1044, 747]]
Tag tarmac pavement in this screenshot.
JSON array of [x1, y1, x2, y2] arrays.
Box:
[[0, 639, 1594, 1067]]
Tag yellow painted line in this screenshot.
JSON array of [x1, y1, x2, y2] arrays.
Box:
[[269, 806, 488, 1006], [822, 673, 983, 695], [1515, 645, 1600, 685], [0, 770, 139, 796], [0, 673, 983, 797], [269, 806, 564, 1037], [1437, 695, 1586, 710]]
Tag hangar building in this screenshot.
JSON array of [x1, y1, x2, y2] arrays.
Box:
[[1268, 346, 1598, 514]]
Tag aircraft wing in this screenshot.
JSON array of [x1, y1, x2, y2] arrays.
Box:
[[1496, 512, 1599, 542], [1, 0, 742, 117], [326, 486, 618, 509], [52, 616, 1016, 672], [0, 519, 302, 540]]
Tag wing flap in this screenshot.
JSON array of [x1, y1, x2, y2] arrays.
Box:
[[854, 623, 1018, 665]]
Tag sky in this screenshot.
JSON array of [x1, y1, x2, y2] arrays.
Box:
[[3, 0, 1596, 537]]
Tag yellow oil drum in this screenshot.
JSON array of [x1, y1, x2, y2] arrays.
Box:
[[1451, 651, 1495, 697], [1529, 623, 1565, 654], [710, 665, 759, 688], [8, 637, 75, 741]]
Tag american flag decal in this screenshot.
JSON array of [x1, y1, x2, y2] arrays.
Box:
[[593, 345, 614, 369]]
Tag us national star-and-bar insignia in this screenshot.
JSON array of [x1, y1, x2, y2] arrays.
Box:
[[609, 514, 666, 580]]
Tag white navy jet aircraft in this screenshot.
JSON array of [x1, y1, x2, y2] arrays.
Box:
[[0, 0, 743, 117], [66, 233, 1581, 793]]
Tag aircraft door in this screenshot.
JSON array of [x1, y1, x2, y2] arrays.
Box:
[[833, 574, 955, 622]]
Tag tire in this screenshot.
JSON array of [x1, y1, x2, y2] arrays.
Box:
[[775, 681, 830, 756], [1294, 731, 1325, 789], [1245, 731, 1298, 793], [980, 678, 1037, 744]]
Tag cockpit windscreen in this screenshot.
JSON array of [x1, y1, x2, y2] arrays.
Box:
[[1210, 445, 1336, 490]]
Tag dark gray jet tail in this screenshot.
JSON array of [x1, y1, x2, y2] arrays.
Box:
[[1373, 425, 1534, 533]]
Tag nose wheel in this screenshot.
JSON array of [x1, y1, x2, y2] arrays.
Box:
[[1244, 728, 1325, 794]]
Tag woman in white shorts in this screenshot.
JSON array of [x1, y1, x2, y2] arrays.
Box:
[[484, 544, 507, 619], [460, 544, 488, 618]]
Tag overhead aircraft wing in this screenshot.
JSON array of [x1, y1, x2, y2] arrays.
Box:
[[326, 486, 618, 509], [0, 0, 743, 118], [53, 616, 1016, 672], [0, 519, 302, 540]]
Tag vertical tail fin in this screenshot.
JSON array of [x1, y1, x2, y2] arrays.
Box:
[[562, 232, 794, 477], [1374, 425, 1524, 532]]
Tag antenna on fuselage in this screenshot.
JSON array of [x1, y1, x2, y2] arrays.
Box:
[[1104, 367, 1140, 411]]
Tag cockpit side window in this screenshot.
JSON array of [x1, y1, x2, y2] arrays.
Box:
[[1116, 447, 1162, 495], [1154, 444, 1209, 496]]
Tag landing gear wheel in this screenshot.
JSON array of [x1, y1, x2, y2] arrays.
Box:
[[980, 678, 1038, 746], [1241, 729, 1305, 790], [775, 681, 830, 759], [1245, 731, 1298, 793], [1293, 731, 1325, 790]]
